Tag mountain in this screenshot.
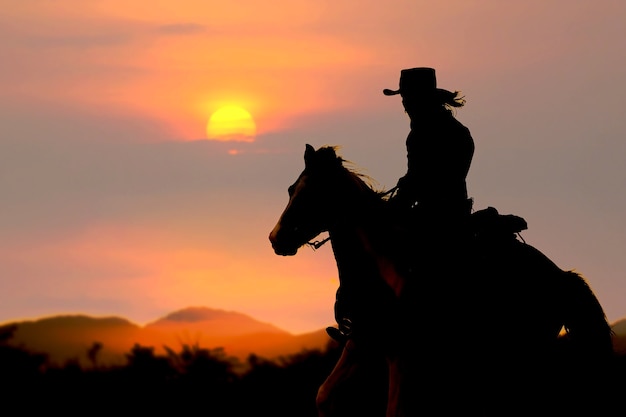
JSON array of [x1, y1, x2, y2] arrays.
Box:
[[143, 307, 327, 360], [0, 307, 332, 367], [145, 306, 289, 338], [611, 318, 626, 354], [1, 315, 142, 366]]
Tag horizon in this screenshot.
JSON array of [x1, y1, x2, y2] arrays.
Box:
[[1, 1, 626, 335], [2, 301, 626, 337], [0, 305, 331, 334]]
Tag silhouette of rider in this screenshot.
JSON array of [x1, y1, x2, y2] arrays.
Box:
[[321, 68, 477, 416], [329, 67, 475, 342], [384, 67, 474, 236], [382, 68, 482, 413]]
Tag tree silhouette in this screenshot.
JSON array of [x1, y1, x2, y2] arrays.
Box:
[[87, 341, 103, 368]]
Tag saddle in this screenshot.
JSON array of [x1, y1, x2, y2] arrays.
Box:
[[470, 206, 527, 241]]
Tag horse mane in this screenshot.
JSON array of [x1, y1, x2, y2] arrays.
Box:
[[316, 145, 386, 198]]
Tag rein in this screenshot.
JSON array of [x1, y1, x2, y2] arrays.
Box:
[[307, 235, 331, 250]]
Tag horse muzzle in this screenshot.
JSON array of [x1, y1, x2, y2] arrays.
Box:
[[268, 228, 299, 256], [272, 245, 298, 256]]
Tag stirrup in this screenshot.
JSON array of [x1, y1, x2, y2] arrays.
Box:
[[326, 326, 348, 343]]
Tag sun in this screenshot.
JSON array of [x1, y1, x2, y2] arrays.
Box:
[[206, 105, 256, 142]]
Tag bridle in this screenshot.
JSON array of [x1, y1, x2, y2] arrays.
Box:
[[307, 235, 331, 250]]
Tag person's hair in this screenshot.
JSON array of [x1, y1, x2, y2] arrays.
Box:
[[403, 90, 466, 119], [439, 90, 466, 109]]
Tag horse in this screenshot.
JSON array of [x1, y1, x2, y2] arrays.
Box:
[[269, 144, 614, 416]]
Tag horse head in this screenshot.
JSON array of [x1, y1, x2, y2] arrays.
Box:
[[269, 144, 382, 256], [269, 144, 345, 256]]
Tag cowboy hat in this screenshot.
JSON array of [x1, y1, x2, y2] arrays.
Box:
[[383, 67, 465, 107], [383, 67, 439, 96]]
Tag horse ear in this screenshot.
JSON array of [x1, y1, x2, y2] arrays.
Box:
[[304, 144, 315, 165]]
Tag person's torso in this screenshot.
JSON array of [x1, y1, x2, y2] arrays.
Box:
[[405, 113, 474, 202]]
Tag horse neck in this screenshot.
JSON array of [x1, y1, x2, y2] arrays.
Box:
[[328, 209, 405, 297]]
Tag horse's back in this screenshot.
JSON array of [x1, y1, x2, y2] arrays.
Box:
[[402, 236, 614, 411], [475, 239, 615, 413]]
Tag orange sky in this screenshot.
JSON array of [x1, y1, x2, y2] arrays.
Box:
[[1, 1, 626, 334], [3, 0, 381, 140]]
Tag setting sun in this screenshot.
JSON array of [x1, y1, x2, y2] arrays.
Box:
[[206, 105, 256, 142]]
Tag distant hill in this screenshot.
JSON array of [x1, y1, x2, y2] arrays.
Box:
[[143, 307, 327, 360], [145, 306, 289, 337], [0, 307, 332, 367]]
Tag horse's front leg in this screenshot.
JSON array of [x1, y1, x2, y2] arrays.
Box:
[[316, 339, 388, 417], [316, 340, 360, 417], [385, 356, 402, 417]]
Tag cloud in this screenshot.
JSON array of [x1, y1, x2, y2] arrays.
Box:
[[155, 23, 208, 36], [22, 32, 133, 49]]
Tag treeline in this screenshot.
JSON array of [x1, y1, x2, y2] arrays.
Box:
[[2, 324, 626, 415], [0, 324, 341, 415]]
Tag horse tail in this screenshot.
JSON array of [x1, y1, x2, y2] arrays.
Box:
[[554, 271, 616, 414], [560, 270, 614, 360]]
